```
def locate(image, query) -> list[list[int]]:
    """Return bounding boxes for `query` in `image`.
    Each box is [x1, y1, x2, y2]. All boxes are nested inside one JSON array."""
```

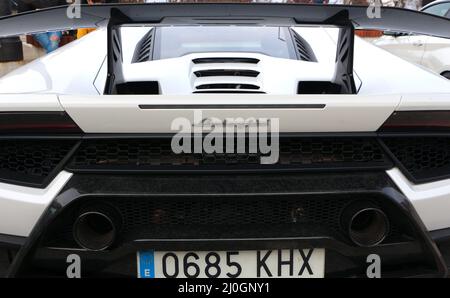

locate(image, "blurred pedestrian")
[[17, 0, 66, 53]]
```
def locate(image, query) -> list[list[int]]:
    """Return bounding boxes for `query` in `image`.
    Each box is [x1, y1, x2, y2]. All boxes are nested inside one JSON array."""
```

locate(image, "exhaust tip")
[[342, 203, 390, 247], [73, 207, 120, 251]]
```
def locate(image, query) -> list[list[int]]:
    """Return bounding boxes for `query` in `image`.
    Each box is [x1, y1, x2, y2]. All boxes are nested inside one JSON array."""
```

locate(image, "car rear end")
[[1, 3, 450, 278]]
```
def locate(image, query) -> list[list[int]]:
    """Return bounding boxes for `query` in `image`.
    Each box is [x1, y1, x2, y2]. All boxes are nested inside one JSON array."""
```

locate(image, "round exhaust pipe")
[[341, 202, 389, 247], [73, 204, 122, 251]]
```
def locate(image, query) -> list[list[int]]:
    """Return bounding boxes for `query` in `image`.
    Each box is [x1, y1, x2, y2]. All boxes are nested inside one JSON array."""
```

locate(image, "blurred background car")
[[374, 0, 450, 79]]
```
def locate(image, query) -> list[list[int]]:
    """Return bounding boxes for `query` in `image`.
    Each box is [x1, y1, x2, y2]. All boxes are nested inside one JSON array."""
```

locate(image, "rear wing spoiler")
[[1, 4, 449, 38], [1, 3, 449, 95]]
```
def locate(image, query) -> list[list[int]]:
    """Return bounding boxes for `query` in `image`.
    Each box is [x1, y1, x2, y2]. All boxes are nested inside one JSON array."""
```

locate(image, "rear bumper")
[[388, 168, 450, 231], [1, 171, 448, 278], [0, 171, 72, 237], [3, 167, 450, 240], [1, 134, 450, 277]]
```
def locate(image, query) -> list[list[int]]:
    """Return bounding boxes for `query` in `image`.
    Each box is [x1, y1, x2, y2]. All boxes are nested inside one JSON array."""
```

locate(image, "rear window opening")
[[153, 26, 297, 60]]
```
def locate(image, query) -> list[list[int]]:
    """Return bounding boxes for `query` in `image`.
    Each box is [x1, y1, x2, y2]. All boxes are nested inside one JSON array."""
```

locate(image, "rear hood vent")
[[195, 83, 261, 92], [291, 30, 317, 62], [133, 29, 154, 63], [193, 57, 260, 64], [191, 56, 263, 93], [194, 69, 259, 77]]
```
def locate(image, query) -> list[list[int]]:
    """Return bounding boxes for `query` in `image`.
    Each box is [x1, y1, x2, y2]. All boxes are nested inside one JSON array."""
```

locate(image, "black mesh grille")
[[278, 138, 386, 165], [0, 140, 76, 186], [382, 137, 450, 182], [66, 138, 391, 172], [114, 196, 354, 241], [44, 194, 411, 248], [117, 196, 343, 227]]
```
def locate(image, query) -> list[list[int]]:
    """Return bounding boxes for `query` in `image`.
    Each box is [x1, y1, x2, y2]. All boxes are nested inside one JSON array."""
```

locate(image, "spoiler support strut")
[[327, 10, 357, 94], [104, 8, 131, 95]]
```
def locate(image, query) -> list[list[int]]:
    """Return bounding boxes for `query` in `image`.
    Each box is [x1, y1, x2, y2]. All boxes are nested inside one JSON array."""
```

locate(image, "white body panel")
[[372, 35, 427, 66], [0, 171, 72, 237], [0, 29, 107, 95], [397, 93, 450, 110], [59, 94, 399, 133], [0, 94, 63, 111], [388, 168, 450, 231]]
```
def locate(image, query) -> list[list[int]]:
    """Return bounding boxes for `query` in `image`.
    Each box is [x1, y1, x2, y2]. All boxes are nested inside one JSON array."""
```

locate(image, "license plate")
[[137, 249, 325, 278]]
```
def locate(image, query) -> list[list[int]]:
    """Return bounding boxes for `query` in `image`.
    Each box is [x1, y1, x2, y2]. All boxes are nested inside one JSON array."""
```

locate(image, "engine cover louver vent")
[[194, 69, 259, 78], [192, 57, 260, 64], [133, 29, 154, 63], [195, 83, 261, 91], [191, 56, 263, 93], [291, 30, 317, 62]]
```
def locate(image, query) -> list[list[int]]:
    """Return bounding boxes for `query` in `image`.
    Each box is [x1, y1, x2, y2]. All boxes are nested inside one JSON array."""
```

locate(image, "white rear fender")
[[0, 94, 63, 111], [0, 171, 72, 237]]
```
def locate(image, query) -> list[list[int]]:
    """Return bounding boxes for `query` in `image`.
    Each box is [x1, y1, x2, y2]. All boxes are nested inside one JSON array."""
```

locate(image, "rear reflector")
[[379, 111, 450, 132], [0, 112, 82, 134]]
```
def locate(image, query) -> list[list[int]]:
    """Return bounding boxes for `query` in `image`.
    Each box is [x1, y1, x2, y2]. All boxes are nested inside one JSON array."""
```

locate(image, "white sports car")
[[374, 0, 450, 79], [0, 3, 450, 278]]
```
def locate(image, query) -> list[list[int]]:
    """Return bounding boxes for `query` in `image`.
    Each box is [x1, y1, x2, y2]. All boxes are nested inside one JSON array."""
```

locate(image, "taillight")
[[0, 112, 82, 133], [379, 111, 450, 132]]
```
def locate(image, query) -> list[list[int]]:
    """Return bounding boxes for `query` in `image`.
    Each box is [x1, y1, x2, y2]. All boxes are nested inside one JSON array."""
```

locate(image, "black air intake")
[[0, 140, 77, 187], [382, 137, 450, 183], [116, 81, 159, 95]]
